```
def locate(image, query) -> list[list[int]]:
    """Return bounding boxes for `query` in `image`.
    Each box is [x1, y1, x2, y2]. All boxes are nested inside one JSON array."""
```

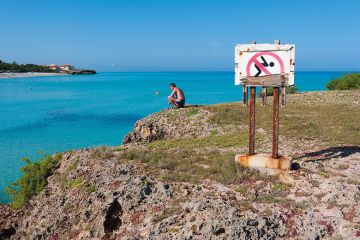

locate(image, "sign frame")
[[235, 43, 295, 87], [234, 41, 294, 170]]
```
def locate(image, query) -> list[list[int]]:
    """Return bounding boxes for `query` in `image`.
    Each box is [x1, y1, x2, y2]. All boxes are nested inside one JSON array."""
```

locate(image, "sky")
[[0, 0, 359, 71]]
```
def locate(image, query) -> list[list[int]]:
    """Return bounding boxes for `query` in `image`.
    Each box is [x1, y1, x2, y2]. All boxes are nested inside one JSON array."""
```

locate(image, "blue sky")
[[1, 0, 359, 71]]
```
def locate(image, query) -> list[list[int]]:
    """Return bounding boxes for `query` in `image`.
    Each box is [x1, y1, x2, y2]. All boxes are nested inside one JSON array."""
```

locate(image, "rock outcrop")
[[1, 147, 359, 239], [1, 91, 360, 239], [68, 69, 96, 75], [123, 107, 222, 144]]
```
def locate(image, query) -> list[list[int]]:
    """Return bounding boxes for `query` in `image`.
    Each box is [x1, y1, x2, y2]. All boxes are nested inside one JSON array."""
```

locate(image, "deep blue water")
[[0, 71, 344, 203]]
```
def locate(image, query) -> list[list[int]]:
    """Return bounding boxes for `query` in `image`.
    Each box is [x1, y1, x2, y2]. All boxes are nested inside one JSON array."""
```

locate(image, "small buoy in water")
[[155, 90, 159, 95]]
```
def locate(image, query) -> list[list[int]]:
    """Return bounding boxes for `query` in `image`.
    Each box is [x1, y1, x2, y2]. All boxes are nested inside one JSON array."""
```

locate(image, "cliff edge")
[[1, 90, 360, 239]]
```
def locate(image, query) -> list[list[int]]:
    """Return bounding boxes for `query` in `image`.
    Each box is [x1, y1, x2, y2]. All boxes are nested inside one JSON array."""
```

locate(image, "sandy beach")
[[0, 72, 68, 79]]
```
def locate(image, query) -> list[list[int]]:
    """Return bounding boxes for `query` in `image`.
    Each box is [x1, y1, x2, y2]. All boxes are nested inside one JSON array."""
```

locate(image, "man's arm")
[[169, 89, 176, 98]]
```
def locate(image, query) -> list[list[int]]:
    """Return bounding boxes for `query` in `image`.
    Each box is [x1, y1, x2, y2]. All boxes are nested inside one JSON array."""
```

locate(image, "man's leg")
[[176, 100, 184, 108], [168, 96, 179, 108]]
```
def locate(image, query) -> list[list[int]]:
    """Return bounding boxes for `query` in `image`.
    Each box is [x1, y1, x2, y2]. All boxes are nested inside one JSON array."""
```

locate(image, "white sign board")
[[235, 43, 295, 86]]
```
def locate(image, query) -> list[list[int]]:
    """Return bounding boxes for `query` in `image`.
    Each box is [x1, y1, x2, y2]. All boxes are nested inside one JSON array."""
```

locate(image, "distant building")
[[49, 64, 59, 70], [60, 64, 74, 71]]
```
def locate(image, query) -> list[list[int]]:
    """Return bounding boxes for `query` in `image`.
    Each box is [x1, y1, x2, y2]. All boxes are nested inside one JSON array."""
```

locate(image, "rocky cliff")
[[1, 90, 360, 239]]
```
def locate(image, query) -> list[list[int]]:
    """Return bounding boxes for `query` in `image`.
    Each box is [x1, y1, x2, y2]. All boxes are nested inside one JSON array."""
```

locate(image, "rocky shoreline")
[[0, 72, 67, 79], [1, 90, 359, 239], [0, 70, 96, 79]]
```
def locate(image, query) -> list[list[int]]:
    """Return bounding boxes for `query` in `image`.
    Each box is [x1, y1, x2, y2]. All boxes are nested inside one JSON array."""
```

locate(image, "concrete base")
[[235, 153, 292, 170]]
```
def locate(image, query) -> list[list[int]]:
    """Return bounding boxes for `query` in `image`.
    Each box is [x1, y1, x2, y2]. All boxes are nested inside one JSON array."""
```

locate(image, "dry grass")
[[205, 91, 360, 146], [90, 146, 114, 160], [147, 131, 249, 150], [117, 146, 274, 185]]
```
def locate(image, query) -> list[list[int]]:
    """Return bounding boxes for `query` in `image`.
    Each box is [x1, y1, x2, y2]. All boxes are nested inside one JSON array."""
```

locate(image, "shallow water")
[[0, 71, 344, 202]]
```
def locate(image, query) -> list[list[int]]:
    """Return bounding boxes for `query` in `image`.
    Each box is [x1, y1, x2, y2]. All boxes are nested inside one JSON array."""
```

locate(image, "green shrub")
[[6, 151, 62, 209], [258, 86, 298, 97], [66, 177, 83, 189], [326, 73, 360, 90], [86, 185, 96, 193]]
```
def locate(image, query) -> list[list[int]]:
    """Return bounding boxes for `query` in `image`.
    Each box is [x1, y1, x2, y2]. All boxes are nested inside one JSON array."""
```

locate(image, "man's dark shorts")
[[175, 99, 185, 108]]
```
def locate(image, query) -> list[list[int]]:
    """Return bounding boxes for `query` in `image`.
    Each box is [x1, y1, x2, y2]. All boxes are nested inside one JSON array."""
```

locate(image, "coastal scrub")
[[6, 151, 62, 209], [327, 73, 360, 90]]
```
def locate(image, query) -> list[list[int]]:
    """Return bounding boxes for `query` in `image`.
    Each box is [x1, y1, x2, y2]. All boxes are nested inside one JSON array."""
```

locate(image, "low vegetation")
[[185, 108, 200, 117], [118, 145, 274, 186], [90, 146, 114, 160], [6, 151, 62, 209], [327, 73, 360, 90], [258, 86, 298, 97], [0, 60, 57, 73]]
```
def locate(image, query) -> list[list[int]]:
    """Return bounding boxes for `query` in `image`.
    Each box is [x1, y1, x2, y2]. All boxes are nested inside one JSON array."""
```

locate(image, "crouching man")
[[168, 83, 186, 108]]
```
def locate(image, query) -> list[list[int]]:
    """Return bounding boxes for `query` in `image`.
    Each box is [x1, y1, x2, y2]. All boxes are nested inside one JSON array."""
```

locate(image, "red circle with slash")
[[246, 52, 284, 76]]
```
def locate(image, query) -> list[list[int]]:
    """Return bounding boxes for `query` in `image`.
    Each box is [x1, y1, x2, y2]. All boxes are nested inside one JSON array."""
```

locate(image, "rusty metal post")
[[272, 87, 280, 158], [281, 85, 286, 107], [242, 85, 248, 106], [249, 86, 256, 155], [261, 86, 267, 106]]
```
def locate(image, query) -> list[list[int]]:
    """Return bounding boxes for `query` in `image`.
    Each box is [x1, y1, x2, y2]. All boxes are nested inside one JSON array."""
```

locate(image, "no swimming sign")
[[235, 43, 295, 86]]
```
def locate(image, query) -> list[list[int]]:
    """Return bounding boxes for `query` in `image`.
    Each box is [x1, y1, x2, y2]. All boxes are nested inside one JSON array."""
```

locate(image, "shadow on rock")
[[104, 200, 123, 236], [294, 146, 360, 162]]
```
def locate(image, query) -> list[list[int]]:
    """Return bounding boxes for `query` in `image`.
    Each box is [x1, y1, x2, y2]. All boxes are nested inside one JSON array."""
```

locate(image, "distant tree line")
[[0, 60, 58, 73]]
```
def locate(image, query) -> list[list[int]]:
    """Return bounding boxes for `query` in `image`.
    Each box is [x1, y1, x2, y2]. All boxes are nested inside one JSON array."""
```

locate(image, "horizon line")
[[95, 70, 360, 73]]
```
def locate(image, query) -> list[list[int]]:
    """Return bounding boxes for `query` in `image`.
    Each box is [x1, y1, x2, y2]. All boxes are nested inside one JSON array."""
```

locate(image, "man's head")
[[169, 83, 176, 90]]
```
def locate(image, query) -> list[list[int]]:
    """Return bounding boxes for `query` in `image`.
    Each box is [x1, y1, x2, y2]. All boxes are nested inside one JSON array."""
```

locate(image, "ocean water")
[[0, 71, 344, 203]]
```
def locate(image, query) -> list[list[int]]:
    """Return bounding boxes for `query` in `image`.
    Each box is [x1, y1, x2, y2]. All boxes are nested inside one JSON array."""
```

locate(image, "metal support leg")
[[262, 86, 267, 106], [281, 85, 286, 107], [249, 87, 256, 155], [242, 85, 248, 106], [272, 87, 280, 158]]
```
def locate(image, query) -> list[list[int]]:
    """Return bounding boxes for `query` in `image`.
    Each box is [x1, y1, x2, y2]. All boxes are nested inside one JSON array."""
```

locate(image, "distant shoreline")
[[0, 72, 68, 79]]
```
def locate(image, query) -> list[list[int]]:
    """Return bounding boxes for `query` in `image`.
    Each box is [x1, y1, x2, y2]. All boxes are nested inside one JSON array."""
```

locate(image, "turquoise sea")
[[0, 71, 344, 203]]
